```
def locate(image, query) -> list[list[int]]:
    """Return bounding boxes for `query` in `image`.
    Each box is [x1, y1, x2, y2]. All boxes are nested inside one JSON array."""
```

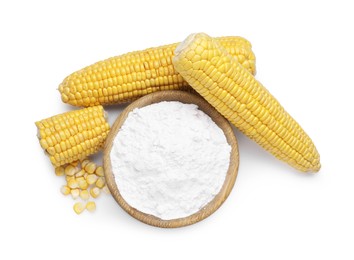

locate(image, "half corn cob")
[[35, 106, 110, 167], [173, 33, 320, 172], [59, 36, 256, 107]]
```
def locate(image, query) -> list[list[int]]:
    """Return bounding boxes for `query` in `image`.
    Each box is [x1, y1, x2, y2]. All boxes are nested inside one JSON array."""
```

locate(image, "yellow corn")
[[84, 162, 97, 174], [80, 190, 90, 200], [173, 33, 320, 172], [75, 169, 85, 178], [71, 189, 80, 199], [67, 178, 79, 189], [60, 185, 71, 196], [73, 202, 85, 214], [90, 187, 100, 198], [86, 201, 96, 212], [95, 177, 105, 189], [35, 106, 110, 167], [86, 174, 98, 185], [95, 166, 104, 177], [55, 166, 65, 176], [81, 159, 90, 168], [59, 36, 256, 107], [78, 179, 89, 190], [64, 165, 78, 176]]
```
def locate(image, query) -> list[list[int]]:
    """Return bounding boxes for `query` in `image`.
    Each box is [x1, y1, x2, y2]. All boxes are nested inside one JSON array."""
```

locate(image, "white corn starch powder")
[[110, 101, 231, 220]]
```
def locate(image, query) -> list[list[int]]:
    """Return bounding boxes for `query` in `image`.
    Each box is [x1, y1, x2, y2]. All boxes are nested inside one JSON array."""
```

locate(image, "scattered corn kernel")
[[66, 175, 75, 182], [95, 177, 105, 188], [90, 187, 100, 198], [60, 185, 71, 195], [103, 185, 110, 194], [71, 189, 80, 199], [86, 174, 98, 185], [75, 169, 85, 178], [67, 178, 79, 189], [73, 202, 85, 214], [85, 162, 97, 174], [65, 165, 78, 176], [55, 166, 65, 176], [80, 190, 90, 200], [83, 172, 88, 179], [86, 201, 96, 212], [95, 166, 105, 177], [81, 159, 90, 168], [78, 179, 88, 190]]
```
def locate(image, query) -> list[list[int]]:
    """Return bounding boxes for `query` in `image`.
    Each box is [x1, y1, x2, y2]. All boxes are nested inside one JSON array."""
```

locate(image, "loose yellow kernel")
[[90, 187, 100, 198], [102, 185, 111, 194], [67, 178, 79, 189], [86, 174, 98, 185], [75, 169, 85, 178], [80, 190, 90, 200], [95, 177, 105, 188], [81, 159, 90, 168], [85, 162, 97, 174], [86, 201, 96, 212], [65, 165, 78, 176], [66, 175, 75, 182], [55, 166, 65, 176], [73, 202, 85, 214], [60, 185, 71, 195], [78, 179, 88, 190], [71, 189, 80, 199], [95, 166, 105, 177]]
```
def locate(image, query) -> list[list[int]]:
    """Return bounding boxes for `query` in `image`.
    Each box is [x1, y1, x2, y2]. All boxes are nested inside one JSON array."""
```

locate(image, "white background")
[[1, 0, 353, 259]]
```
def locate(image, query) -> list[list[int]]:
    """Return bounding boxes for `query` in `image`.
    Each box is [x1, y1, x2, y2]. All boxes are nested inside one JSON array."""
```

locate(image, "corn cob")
[[35, 106, 110, 167], [59, 36, 256, 107], [173, 33, 320, 172]]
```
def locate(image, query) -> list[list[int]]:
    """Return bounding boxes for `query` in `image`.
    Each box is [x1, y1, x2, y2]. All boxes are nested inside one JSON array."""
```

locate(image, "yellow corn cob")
[[35, 106, 110, 167], [59, 36, 256, 107], [173, 33, 320, 172]]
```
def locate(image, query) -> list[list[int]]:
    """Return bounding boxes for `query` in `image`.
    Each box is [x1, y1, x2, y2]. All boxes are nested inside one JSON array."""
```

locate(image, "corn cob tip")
[[173, 32, 320, 173], [175, 33, 198, 56]]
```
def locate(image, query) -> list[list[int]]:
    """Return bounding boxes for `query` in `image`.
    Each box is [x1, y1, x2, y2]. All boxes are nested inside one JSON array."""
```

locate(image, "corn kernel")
[[85, 162, 97, 174], [95, 177, 105, 188], [80, 190, 90, 200], [86, 201, 96, 212], [60, 185, 71, 195], [73, 202, 85, 214], [90, 187, 100, 198], [55, 166, 65, 176], [67, 178, 79, 189], [75, 169, 85, 178], [65, 165, 78, 176], [81, 159, 90, 168], [66, 175, 75, 182], [71, 189, 80, 199], [78, 179, 88, 190], [86, 174, 98, 185], [103, 185, 111, 194], [95, 166, 105, 177]]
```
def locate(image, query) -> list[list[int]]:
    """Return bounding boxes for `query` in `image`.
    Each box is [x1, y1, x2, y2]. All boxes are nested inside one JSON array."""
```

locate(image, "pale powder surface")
[[110, 101, 231, 220]]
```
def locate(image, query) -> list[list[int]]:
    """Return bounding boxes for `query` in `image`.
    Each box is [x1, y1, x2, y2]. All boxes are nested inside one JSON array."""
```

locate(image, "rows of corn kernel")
[[55, 159, 110, 214]]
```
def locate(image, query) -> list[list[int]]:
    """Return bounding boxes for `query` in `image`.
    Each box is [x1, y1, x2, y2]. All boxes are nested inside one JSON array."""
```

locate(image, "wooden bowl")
[[103, 90, 239, 228]]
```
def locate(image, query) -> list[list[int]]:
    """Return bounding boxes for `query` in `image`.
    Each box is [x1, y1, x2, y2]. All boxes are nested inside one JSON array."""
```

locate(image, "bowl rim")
[[103, 90, 239, 228]]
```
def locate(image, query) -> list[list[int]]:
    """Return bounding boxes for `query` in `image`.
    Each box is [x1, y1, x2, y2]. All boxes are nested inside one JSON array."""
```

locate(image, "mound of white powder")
[[110, 101, 231, 220]]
